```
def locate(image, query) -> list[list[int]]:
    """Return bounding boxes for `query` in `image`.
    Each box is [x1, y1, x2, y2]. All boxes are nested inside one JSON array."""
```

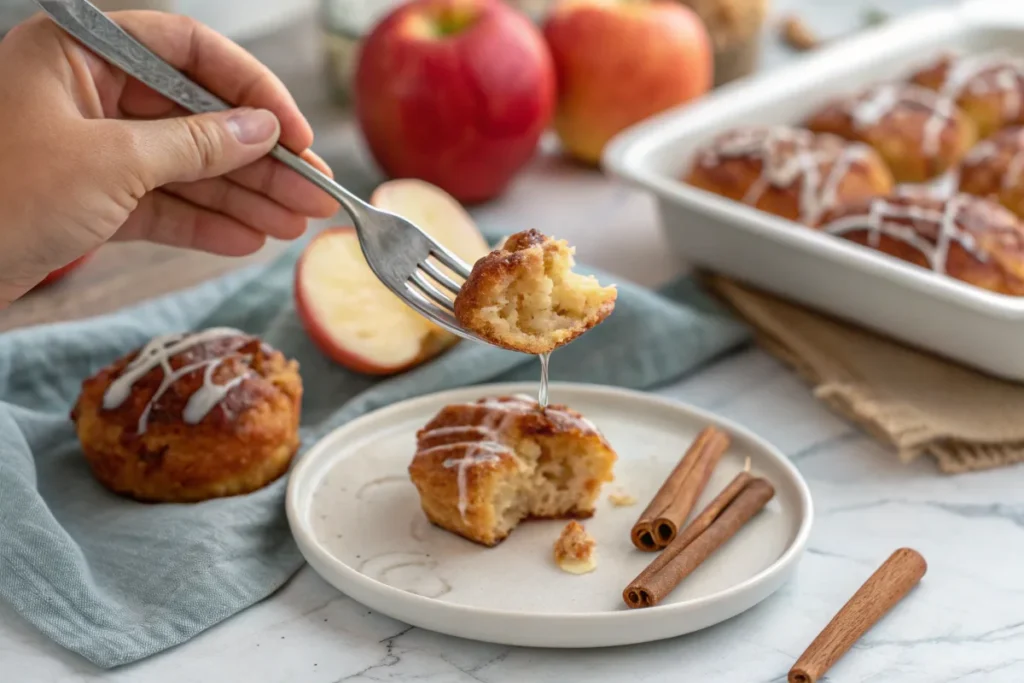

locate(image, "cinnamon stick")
[[623, 477, 775, 608], [632, 469, 755, 583], [788, 548, 927, 683], [630, 426, 730, 551]]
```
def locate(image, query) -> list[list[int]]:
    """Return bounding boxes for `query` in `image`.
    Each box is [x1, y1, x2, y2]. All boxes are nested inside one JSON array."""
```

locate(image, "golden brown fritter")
[[958, 126, 1024, 220], [817, 192, 1024, 295], [804, 83, 977, 183], [683, 125, 894, 226], [408, 395, 616, 547], [453, 230, 616, 354], [909, 51, 1024, 140], [71, 328, 302, 503]]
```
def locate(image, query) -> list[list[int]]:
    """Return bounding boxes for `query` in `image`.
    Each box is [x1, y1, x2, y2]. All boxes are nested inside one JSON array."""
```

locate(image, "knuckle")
[[179, 117, 224, 173]]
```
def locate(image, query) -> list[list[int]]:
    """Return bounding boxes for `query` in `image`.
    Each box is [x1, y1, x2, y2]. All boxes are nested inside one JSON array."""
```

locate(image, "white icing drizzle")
[[823, 194, 988, 274], [940, 51, 1024, 122], [849, 84, 957, 161], [181, 361, 249, 426], [701, 126, 873, 225], [102, 327, 254, 433], [441, 443, 511, 521], [419, 425, 497, 439]]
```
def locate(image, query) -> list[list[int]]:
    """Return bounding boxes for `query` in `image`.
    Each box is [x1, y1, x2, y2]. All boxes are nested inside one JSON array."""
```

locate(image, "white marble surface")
[[5, 0, 1024, 681]]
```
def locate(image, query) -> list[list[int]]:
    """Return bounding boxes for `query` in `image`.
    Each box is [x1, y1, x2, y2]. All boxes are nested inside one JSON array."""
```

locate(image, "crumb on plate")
[[553, 521, 596, 575]]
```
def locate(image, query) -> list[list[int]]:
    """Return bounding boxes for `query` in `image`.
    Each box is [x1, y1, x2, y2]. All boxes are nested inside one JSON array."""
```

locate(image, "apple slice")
[[295, 179, 492, 375]]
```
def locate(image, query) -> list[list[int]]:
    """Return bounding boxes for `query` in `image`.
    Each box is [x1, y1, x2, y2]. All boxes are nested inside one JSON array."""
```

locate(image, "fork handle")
[[35, 0, 367, 218]]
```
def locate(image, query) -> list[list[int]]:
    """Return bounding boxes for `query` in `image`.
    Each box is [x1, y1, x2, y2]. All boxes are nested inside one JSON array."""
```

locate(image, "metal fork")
[[36, 0, 484, 343]]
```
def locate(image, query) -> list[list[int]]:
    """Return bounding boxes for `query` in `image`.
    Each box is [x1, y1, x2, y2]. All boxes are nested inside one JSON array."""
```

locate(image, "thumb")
[[124, 108, 281, 189]]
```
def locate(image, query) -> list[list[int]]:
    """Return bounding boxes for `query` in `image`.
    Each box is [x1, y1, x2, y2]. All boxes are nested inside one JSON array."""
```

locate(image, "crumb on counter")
[[780, 14, 820, 51], [553, 521, 596, 575], [607, 488, 637, 507]]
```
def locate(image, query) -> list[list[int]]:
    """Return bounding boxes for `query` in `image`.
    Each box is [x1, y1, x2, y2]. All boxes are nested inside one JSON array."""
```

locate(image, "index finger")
[[108, 10, 314, 152]]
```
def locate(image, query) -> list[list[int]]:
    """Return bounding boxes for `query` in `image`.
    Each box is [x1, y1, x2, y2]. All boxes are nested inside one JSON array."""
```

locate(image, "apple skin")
[[34, 252, 92, 289], [294, 227, 457, 376], [543, 0, 713, 165], [354, 0, 556, 204]]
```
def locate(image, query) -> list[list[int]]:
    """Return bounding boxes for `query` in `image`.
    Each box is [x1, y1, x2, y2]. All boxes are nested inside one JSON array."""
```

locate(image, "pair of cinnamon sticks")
[[623, 426, 775, 608]]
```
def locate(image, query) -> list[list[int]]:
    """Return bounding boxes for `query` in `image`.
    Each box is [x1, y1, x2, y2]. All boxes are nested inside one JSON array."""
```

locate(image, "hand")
[[0, 11, 339, 307]]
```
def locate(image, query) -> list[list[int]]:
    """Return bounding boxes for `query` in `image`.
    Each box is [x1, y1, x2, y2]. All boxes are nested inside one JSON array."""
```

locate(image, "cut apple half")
[[294, 179, 492, 375]]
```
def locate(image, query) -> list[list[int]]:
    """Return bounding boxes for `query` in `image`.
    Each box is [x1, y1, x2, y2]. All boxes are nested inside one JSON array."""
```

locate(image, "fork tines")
[[405, 243, 472, 315], [409, 269, 456, 312], [418, 259, 462, 297], [429, 244, 472, 280]]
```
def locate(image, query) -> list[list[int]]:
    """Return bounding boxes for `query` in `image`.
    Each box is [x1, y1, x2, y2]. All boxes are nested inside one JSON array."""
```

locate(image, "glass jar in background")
[[506, 0, 554, 23], [676, 0, 768, 87], [320, 0, 405, 103]]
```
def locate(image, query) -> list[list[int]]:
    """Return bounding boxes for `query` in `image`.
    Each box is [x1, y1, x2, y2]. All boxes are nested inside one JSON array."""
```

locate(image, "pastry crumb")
[[780, 14, 819, 51], [553, 521, 596, 575], [607, 488, 637, 507]]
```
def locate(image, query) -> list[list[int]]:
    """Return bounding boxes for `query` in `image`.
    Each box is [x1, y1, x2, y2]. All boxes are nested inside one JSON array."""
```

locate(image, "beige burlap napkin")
[[704, 275, 1024, 474]]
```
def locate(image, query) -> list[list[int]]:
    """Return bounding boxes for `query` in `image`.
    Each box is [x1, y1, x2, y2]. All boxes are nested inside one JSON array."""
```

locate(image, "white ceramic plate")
[[286, 382, 813, 648]]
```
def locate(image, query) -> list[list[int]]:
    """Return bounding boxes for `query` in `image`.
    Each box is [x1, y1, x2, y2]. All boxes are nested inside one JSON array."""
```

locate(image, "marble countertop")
[[4, 0, 1024, 681]]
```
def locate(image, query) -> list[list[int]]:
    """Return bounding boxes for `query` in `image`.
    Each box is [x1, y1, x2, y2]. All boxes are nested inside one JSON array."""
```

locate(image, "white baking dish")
[[603, 0, 1024, 382]]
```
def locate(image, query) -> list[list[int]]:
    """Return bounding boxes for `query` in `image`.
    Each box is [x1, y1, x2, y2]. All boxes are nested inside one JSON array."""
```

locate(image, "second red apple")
[[355, 0, 556, 204], [544, 0, 713, 165]]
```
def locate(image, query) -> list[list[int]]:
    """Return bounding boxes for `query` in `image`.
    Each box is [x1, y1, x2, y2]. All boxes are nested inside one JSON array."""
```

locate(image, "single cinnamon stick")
[[623, 477, 775, 608], [630, 426, 730, 551], [788, 548, 927, 683]]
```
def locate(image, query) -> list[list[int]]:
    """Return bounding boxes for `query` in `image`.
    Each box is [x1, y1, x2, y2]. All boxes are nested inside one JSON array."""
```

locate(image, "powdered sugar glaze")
[[103, 327, 258, 433]]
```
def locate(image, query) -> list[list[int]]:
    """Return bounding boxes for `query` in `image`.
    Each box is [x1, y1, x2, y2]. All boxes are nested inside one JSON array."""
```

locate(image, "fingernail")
[[226, 108, 279, 145]]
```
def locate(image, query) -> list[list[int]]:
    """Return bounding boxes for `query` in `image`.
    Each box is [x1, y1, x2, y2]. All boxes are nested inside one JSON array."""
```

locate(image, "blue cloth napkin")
[[0, 232, 749, 669]]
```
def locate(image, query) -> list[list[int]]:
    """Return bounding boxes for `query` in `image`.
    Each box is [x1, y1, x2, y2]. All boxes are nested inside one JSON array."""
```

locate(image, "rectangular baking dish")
[[603, 0, 1024, 382]]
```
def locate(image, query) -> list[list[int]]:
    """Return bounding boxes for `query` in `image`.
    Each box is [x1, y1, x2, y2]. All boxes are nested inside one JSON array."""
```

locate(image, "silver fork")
[[36, 0, 485, 343]]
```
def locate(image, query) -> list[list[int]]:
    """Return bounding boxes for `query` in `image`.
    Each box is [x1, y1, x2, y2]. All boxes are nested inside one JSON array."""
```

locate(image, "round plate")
[[286, 382, 813, 648]]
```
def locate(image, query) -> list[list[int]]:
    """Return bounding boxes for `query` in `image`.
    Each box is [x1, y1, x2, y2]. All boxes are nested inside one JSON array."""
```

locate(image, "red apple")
[[543, 0, 712, 165], [34, 252, 92, 289], [354, 0, 556, 204], [295, 179, 492, 375]]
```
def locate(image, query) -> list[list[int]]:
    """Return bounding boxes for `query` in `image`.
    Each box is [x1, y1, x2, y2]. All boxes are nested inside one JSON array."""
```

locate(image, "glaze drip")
[[538, 352, 551, 408], [103, 327, 255, 433]]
